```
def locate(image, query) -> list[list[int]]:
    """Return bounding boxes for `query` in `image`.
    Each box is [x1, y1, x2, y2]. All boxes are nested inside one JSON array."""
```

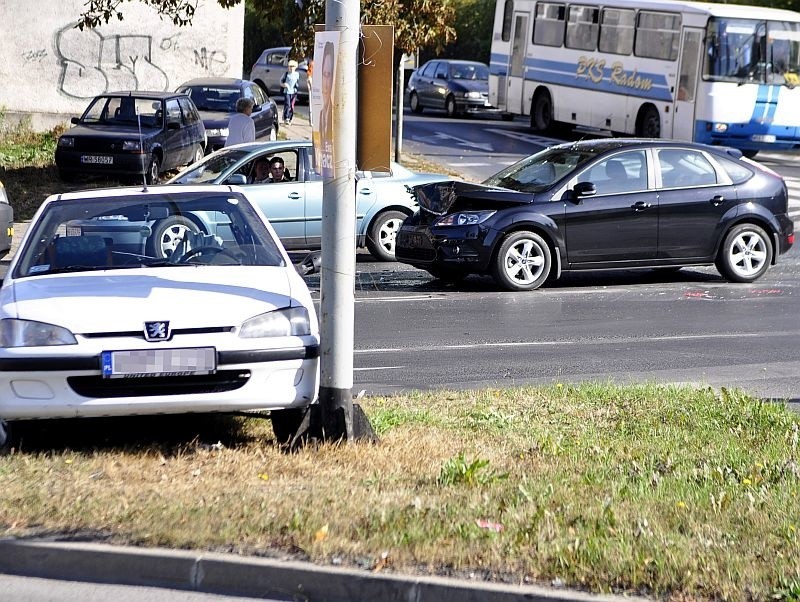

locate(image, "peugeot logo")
[[144, 321, 170, 342]]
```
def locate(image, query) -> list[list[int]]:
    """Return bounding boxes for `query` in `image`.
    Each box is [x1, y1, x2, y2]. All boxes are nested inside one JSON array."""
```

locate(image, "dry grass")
[[2, 383, 800, 600]]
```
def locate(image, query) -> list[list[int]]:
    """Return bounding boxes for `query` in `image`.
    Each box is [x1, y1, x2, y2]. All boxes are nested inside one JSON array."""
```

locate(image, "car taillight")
[[789, 233, 795, 245]]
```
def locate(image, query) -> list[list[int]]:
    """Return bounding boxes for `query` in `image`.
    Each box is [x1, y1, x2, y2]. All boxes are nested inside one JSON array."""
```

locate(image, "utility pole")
[[318, 0, 359, 440]]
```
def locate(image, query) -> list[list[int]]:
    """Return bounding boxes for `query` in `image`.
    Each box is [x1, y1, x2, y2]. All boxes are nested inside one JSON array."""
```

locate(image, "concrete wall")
[[0, 0, 244, 131]]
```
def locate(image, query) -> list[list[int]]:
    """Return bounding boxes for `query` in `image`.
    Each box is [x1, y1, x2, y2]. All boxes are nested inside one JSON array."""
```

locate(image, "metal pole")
[[319, 0, 359, 440], [394, 56, 404, 163]]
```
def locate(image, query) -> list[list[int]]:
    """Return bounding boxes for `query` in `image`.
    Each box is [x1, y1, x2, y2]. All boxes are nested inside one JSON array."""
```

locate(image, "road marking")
[[354, 366, 406, 371], [485, 128, 560, 147], [354, 331, 785, 354]]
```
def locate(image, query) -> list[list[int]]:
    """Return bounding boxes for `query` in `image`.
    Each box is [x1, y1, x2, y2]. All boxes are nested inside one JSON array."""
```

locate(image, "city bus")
[[488, 0, 800, 156]]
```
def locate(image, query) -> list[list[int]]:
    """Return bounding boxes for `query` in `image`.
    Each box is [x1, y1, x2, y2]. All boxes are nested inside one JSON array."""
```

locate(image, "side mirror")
[[296, 251, 321, 276], [573, 181, 597, 198], [167, 121, 180, 130], [227, 174, 247, 185], [71, 117, 80, 125]]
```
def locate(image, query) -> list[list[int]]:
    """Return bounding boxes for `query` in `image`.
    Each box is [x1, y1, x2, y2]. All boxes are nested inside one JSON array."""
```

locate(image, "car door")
[[563, 150, 659, 264], [238, 149, 308, 249], [248, 84, 272, 139], [417, 61, 440, 107], [178, 96, 205, 154], [162, 98, 190, 169], [654, 147, 737, 260]]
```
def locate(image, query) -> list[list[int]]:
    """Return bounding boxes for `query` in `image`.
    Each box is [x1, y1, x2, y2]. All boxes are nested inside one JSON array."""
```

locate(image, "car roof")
[[102, 91, 188, 100], [177, 77, 254, 88], [549, 137, 743, 157], [427, 59, 489, 66], [44, 184, 243, 204]]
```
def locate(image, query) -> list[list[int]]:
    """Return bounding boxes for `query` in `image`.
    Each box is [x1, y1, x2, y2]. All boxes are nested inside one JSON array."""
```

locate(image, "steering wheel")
[[175, 246, 241, 264]]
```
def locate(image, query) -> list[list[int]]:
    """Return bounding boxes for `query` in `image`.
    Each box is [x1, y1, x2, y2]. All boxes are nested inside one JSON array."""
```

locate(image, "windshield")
[[13, 191, 285, 278], [80, 96, 163, 127], [483, 147, 599, 192], [177, 85, 241, 112], [705, 17, 800, 86], [170, 149, 250, 184], [450, 63, 489, 80]]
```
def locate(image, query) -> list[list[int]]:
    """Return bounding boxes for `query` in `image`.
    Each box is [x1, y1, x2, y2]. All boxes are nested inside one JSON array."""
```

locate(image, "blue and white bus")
[[489, 0, 800, 156]]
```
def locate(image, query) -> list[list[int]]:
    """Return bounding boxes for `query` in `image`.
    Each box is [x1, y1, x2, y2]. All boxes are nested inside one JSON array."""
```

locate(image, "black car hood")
[[67, 124, 158, 138], [413, 180, 533, 215]]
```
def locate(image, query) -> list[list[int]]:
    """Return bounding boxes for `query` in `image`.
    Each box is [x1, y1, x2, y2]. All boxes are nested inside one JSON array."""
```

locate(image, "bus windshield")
[[705, 18, 800, 86]]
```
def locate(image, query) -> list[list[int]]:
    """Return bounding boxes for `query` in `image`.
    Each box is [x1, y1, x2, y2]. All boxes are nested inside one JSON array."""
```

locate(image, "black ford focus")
[[395, 139, 794, 291]]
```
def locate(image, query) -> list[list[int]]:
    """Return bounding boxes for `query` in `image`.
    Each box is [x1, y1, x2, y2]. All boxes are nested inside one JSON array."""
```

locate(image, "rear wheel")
[[188, 144, 204, 165], [715, 223, 772, 282], [491, 231, 551, 291], [410, 92, 423, 114], [366, 210, 407, 261], [530, 91, 554, 133], [635, 105, 661, 138]]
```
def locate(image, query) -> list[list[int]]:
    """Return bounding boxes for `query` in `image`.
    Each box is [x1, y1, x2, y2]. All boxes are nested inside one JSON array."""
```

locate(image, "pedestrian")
[[280, 59, 301, 125], [225, 97, 255, 147]]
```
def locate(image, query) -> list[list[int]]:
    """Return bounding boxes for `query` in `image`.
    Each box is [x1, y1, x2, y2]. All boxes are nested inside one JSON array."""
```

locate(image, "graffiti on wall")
[[54, 23, 229, 99]]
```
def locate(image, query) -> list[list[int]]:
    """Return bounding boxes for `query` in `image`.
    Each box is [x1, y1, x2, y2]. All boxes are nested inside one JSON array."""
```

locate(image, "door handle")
[[710, 195, 724, 206], [631, 201, 652, 211], [288, 192, 301, 200]]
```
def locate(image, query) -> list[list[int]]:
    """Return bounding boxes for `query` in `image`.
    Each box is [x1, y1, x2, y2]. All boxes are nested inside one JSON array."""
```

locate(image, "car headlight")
[[435, 210, 496, 226], [206, 128, 229, 137], [0, 319, 77, 347], [58, 137, 74, 148], [239, 307, 311, 338], [122, 140, 142, 151], [465, 91, 482, 99]]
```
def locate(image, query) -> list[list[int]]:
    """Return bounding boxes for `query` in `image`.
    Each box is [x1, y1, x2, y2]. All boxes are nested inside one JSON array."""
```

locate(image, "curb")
[[0, 539, 645, 602]]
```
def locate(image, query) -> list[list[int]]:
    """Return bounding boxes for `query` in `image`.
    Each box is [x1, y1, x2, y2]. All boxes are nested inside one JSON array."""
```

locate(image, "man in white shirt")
[[225, 97, 255, 147]]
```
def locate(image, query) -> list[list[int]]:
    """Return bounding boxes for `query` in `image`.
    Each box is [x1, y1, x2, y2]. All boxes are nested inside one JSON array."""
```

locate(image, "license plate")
[[101, 347, 216, 379], [81, 155, 114, 165], [750, 134, 776, 143], [402, 231, 428, 249]]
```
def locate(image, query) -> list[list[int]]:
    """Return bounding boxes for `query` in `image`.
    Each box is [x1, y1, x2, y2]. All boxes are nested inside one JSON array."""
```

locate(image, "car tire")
[[410, 92, 423, 114], [145, 155, 160, 185], [188, 144, 204, 166], [270, 407, 306, 444], [531, 91, 554, 133], [366, 210, 407, 262], [445, 95, 458, 118], [715, 223, 773, 283], [741, 149, 759, 159], [147, 216, 201, 259], [491, 230, 551, 291], [268, 123, 278, 141], [635, 105, 661, 138], [0, 419, 11, 456]]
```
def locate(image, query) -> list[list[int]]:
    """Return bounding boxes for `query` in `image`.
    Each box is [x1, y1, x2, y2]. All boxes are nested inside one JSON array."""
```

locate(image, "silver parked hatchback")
[[248, 47, 310, 100]]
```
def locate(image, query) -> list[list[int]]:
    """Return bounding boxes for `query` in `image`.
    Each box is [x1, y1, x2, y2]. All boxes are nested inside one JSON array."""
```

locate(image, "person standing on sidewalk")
[[280, 60, 300, 125], [225, 98, 255, 147]]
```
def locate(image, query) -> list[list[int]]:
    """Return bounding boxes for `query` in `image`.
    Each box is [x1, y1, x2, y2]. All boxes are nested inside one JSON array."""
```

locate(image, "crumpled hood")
[[1, 267, 295, 334], [413, 180, 534, 215]]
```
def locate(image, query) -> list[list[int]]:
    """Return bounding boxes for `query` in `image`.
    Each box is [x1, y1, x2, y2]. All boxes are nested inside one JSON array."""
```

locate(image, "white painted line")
[[354, 331, 778, 354], [354, 366, 406, 372], [446, 162, 491, 167]]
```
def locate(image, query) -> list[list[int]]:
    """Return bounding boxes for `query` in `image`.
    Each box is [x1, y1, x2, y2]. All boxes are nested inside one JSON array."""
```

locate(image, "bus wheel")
[[530, 91, 554, 133], [636, 106, 661, 138]]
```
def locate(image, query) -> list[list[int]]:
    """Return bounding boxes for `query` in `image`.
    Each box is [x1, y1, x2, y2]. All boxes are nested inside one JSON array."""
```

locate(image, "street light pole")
[[318, 0, 359, 440]]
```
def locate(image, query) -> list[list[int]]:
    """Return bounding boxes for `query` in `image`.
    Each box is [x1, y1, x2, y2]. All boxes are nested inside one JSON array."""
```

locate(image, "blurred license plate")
[[750, 134, 776, 143], [404, 231, 428, 249], [81, 155, 114, 164], [101, 347, 216, 379]]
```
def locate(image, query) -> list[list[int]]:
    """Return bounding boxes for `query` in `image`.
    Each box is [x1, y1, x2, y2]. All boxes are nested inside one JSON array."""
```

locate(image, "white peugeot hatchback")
[[0, 185, 319, 447]]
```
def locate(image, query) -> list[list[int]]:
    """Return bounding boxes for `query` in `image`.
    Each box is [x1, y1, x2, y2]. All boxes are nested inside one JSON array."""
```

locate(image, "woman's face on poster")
[[322, 53, 334, 98]]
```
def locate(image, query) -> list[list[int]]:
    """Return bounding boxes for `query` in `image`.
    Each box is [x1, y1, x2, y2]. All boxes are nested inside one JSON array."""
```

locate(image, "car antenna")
[[137, 103, 148, 192]]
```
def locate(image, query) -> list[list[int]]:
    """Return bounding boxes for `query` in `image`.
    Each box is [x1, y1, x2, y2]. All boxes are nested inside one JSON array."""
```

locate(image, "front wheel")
[[147, 216, 201, 259], [445, 95, 458, 118], [268, 123, 278, 141], [271, 407, 307, 444], [491, 231, 551, 291], [145, 155, 161, 184], [366, 210, 407, 261], [409, 92, 423, 114], [715, 223, 773, 282]]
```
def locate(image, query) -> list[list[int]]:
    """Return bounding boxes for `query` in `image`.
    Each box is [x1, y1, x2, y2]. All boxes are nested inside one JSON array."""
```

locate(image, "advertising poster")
[[311, 31, 340, 179]]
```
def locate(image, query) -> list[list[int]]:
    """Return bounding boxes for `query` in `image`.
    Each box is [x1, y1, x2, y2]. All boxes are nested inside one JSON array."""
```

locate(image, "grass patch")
[[2, 382, 799, 600]]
